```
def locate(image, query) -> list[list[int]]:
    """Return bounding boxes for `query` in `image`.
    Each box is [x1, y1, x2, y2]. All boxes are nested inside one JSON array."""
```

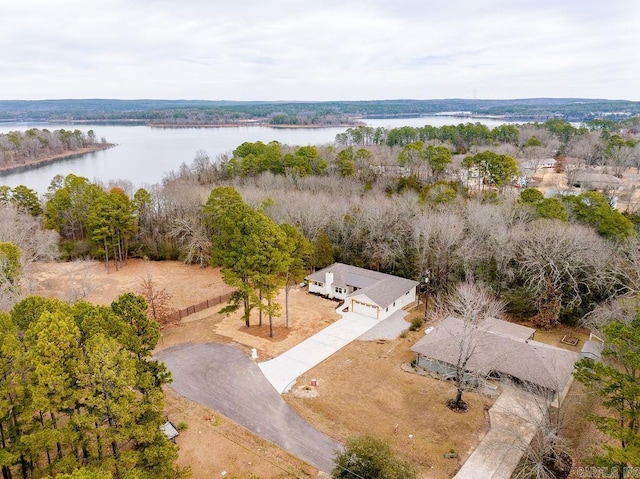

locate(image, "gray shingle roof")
[[479, 317, 536, 342], [411, 316, 580, 393], [306, 263, 418, 309], [581, 340, 604, 360]]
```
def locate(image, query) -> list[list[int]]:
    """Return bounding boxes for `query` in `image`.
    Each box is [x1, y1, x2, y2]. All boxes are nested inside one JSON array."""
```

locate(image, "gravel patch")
[[357, 310, 410, 341]]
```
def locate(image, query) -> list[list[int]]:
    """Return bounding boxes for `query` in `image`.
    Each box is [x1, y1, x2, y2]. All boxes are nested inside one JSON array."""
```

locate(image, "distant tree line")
[[2, 98, 640, 123]]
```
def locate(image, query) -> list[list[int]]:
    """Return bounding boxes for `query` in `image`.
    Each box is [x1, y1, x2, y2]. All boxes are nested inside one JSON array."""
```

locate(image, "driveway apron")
[[259, 311, 380, 393]]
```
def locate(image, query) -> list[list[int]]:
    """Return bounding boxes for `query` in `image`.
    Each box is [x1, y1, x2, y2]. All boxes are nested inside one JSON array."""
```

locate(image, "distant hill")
[[1, 98, 639, 124]]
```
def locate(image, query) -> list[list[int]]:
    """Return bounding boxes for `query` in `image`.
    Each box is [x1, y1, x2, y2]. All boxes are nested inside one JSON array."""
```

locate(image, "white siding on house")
[[308, 282, 325, 295], [347, 287, 417, 320]]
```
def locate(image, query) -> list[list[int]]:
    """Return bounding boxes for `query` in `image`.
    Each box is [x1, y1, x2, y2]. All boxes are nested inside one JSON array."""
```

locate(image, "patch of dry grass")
[[530, 325, 590, 353], [284, 330, 494, 479], [164, 388, 317, 479]]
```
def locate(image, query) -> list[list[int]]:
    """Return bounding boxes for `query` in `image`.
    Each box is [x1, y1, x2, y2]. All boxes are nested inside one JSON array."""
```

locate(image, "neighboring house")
[[411, 316, 580, 406], [570, 170, 622, 190], [306, 263, 418, 321], [520, 158, 557, 173]]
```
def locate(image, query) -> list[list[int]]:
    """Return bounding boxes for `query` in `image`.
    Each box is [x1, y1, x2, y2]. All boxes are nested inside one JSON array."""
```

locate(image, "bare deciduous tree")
[[439, 279, 506, 325], [0, 205, 59, 309], [436, 280, 505, 410], [412, 210, 465, 292], [580, 294, 638, 336], [61, 259, 99, 303], [514, 220, 615, 327], [567, 131, 603, 166], [137, 273, 175, 328], [0, 206, 59, 265], [169, 216, 211, 267]]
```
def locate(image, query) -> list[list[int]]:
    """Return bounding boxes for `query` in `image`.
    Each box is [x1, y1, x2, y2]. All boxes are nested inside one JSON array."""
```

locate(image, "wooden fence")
[[167, 291, 234, 322]]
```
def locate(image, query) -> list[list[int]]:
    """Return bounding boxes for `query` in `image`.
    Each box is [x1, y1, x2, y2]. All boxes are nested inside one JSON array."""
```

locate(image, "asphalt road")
[[155, 342, 342, 473]]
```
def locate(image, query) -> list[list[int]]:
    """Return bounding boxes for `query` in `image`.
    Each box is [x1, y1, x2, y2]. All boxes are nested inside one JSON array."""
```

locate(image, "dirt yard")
[[30, 260, 494, 479], [27, 258, 236, 308]]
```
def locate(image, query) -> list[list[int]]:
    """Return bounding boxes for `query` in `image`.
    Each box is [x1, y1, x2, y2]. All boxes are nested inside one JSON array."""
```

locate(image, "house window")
[[335, 287, 344, 294], [393, 302, 396, 307], [314, 281, 323, 287]]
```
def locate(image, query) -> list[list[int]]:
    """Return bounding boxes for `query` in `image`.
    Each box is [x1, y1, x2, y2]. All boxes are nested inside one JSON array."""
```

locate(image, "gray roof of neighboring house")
[[581, 340, 604, 360], [572, 170, 622, 187], [306, 263, 419, 309], [479, 317, 536, 342], [411, 316, 580, 393], [520, 158, 557, 170]]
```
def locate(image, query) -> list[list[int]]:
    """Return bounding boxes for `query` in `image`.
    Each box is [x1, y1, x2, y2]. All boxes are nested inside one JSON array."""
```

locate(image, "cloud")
[[0, 0, 638, 100]]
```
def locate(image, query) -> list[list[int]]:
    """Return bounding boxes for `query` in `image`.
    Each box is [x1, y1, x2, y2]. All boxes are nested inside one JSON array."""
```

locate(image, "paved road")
[[155, 343, 341, 473]]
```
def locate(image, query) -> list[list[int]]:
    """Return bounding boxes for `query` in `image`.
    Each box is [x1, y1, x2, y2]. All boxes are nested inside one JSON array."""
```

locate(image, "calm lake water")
[[0, 116, 512, 195]]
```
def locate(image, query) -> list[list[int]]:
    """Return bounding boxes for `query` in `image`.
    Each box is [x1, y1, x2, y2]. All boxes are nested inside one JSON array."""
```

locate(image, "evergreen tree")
[[280, 223, 312, 328], [574, 315, 640, 475], [333, 435, 416, 479]]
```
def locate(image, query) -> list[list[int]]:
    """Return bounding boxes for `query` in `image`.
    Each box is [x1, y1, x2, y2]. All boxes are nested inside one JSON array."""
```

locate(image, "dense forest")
[[2, 98, 640, 125], [0, 294, 184, 479], [1, 116, 640, 476]]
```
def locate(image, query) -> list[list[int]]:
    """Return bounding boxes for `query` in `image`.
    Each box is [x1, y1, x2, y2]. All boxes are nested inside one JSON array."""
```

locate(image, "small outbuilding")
[[160, 421, 179, 443], [580, 340, 604, 361]]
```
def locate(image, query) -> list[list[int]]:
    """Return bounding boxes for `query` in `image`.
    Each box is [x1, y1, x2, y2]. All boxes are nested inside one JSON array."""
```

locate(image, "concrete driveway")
[[453, 388, 543, 479], [155, 342, 341, 473], [259, 311, 406, 393]]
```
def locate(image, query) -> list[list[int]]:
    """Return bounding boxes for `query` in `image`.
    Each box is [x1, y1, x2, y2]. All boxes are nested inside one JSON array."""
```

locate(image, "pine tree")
[[574, 315, 640, 475]]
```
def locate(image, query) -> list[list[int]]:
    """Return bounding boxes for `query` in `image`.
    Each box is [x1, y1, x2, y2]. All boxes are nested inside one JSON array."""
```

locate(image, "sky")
[[1, 0, 639, 101]]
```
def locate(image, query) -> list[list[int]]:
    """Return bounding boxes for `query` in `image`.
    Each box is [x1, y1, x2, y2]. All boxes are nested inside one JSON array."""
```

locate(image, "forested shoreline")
[[0, 129, 113, 173], [3, 98, 640, 125]]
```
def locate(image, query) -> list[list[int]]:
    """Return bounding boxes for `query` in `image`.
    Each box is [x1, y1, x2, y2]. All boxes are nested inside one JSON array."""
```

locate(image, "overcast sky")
[[2, 0, 638, 101]]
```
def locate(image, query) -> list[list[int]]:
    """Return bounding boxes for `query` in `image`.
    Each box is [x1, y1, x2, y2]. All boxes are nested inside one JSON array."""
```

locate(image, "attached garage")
[[351, 298, 379, 319]]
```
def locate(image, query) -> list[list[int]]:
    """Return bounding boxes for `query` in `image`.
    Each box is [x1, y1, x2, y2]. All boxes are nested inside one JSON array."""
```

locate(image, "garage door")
[[352, 299, 378, 318]]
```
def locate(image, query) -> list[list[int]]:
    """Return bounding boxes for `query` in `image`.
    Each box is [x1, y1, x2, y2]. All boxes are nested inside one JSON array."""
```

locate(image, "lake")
[[0, 116, 513, 195]]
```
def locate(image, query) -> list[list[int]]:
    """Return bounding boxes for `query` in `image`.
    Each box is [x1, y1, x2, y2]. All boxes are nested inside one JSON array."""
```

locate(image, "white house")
[[306, 263, 418, 321]]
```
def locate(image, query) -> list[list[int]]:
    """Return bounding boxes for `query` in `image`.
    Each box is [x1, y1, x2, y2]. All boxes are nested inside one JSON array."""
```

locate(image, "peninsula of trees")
[[0, 128, 113, 173]]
